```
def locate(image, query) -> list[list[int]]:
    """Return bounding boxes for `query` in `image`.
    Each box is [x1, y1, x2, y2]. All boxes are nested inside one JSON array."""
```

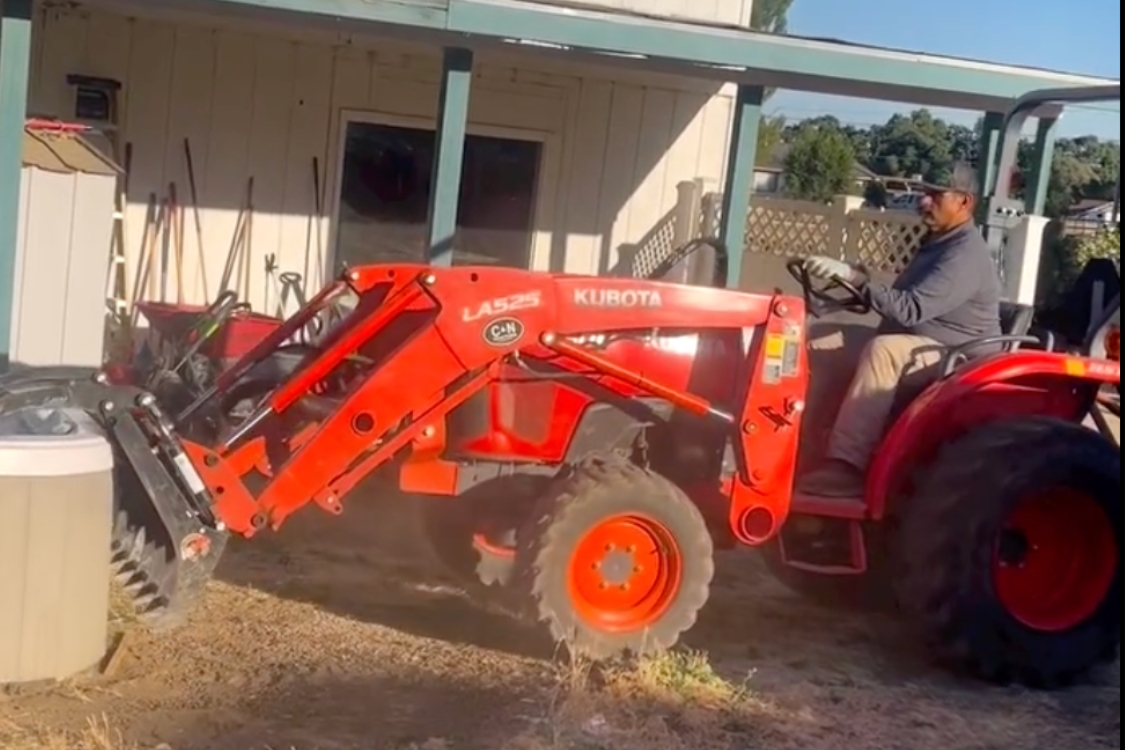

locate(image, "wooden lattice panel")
[[699, 194, 721, 238], [745, 202, 833, 259], [848, 211, 928, 273], [629, 212, 679, 278]]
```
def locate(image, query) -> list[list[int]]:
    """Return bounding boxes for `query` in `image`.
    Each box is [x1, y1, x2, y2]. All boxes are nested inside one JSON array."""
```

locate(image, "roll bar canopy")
[[983, 84, 1120, 249], [991, 85, 1120, 203]]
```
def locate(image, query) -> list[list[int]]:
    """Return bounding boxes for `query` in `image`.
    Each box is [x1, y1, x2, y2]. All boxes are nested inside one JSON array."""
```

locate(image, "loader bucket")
[[0, 369, 228, 626]]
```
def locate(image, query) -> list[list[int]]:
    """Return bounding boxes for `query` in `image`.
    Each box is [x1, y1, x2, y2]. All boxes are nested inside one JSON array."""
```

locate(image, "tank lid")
[[0, 407, 113, 477]]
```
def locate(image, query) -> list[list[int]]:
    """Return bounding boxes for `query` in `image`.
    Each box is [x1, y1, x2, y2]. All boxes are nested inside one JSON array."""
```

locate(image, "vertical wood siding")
[[28, 3, 734, 311]]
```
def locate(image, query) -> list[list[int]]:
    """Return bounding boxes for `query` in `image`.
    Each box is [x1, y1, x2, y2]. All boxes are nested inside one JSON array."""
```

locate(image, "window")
[[333, 121, 542, 271]]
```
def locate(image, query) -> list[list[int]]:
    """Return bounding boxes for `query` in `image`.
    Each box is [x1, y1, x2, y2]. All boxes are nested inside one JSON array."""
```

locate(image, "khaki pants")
[[807, 324, 943, 472]]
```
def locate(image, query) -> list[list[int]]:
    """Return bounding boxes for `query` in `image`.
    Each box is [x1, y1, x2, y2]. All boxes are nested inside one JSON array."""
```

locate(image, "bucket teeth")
[[109, 518, 170, 620]]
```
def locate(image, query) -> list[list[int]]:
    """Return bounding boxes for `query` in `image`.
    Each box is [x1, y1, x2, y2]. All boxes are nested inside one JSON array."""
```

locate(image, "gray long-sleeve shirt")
[[864, 222, 1002, 347]]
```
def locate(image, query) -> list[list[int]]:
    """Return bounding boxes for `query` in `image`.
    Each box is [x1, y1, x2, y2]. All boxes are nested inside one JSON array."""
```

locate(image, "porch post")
[[0, 0, 33, 371], [974, 111, 1005, 224], [425, 47, 473, 267], [718, 84, 764, 288], [1024, 116, 1058, 216]]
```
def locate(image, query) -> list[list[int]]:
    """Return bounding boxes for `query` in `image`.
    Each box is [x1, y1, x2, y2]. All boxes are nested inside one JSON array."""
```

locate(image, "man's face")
[[918, 189, 975, 232]]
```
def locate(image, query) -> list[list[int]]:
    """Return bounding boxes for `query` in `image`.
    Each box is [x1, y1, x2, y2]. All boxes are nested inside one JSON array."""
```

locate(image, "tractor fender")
[[866, 349, 1120, 521]]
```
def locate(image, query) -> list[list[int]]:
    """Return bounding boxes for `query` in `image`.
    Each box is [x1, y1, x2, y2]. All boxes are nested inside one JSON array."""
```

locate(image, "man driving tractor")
[[799, 162, 1003, 497]]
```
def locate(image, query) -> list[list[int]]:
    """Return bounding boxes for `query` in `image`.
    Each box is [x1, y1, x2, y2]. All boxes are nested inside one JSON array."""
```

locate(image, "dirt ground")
[[1, 471, 1120, 750]]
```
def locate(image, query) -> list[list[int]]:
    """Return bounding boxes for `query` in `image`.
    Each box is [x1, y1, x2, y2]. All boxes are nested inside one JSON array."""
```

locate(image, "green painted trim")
[[425, 47, 473, 266], [719, 85, 764, 289], [1025, 117, 1058, 216], [0, 0, 33, 370], [211, 0, 449, 28], [203, 0, 1118, 109], [975, 111, 1005, 224], [445, 0, 1119, 107]]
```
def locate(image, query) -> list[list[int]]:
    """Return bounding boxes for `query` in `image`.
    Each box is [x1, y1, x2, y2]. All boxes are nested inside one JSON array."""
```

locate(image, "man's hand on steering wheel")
[[804, 255, 867, 287], [786, 255, 872, 317]]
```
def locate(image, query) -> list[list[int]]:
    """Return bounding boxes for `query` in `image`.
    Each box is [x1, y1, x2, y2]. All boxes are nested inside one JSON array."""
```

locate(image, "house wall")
[[519, 0, 755, 27], [26, 2, 735, 314]]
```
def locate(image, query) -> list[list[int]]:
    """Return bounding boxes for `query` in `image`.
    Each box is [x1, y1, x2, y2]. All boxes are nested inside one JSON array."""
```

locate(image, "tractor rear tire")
[[514, 456, 713, 659], [894, 416, 1121, 688]]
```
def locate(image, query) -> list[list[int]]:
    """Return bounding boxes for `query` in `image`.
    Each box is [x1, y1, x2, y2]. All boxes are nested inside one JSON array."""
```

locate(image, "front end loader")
[[1, 264, 809, 653]]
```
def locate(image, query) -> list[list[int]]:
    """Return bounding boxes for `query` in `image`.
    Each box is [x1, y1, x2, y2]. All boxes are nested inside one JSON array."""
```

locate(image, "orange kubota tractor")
[[0, 87, 1118, 691]]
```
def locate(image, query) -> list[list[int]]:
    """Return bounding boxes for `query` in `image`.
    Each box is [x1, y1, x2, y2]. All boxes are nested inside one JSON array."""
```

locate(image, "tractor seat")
[[883, 300, 1037, 429], [999, 300, 1034, 338]]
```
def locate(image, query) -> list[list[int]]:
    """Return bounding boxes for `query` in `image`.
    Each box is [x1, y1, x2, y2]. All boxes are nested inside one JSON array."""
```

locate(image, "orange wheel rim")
[[566, 514, 683, 633], [993, 487, 1118, 632]]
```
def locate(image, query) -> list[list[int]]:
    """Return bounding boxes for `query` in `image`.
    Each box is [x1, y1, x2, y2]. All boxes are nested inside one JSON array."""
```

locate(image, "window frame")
[[327, 109, 560, 274]]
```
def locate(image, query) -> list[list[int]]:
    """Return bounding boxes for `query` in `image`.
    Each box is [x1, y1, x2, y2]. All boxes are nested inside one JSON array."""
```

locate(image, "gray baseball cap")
[[918, 161, 980, 195]]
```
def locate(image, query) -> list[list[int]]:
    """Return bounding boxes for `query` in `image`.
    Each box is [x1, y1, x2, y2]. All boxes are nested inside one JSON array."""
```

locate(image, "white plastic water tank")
[[0, 406, 114, 685]]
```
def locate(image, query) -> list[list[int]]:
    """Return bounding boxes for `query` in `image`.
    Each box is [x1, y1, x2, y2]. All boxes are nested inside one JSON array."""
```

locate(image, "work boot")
[[798, 459, 865, 498]]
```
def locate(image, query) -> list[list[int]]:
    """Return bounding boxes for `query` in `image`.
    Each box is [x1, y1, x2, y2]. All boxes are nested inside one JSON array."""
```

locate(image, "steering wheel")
[[786, 258, 871, 317]]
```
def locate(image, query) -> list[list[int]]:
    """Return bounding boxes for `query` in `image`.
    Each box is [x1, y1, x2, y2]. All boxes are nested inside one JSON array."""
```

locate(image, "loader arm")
[[181, 265, 809, 545]]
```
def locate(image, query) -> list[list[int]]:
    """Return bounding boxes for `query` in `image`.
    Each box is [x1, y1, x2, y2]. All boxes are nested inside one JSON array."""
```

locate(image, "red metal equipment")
[[135, 299, 280, 365], [0, 245, 1118, 687], [177, 265, 805, 546]]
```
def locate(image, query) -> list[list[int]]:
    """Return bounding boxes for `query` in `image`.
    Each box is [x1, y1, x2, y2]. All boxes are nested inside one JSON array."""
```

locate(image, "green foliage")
[[768, 107, 1119, 221], [756, 115, 786, 166], [1039, 226, 1121, 308], [783, 125, 857, 203], [1069, 225, 1121, 270], [863, 179, 889, 208], [868, 110, 956, 184], [749, 0, 795, 34], [1042, 139, 1120, 218]]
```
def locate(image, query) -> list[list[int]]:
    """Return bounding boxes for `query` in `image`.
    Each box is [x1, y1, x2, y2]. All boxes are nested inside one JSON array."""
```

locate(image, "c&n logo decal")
[[482, 317, 525, 347], [573, 288, 663, 307]]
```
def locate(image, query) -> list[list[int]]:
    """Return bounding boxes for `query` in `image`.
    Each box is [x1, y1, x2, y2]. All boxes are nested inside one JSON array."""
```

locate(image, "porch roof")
[[180, 0, 1121, 112]]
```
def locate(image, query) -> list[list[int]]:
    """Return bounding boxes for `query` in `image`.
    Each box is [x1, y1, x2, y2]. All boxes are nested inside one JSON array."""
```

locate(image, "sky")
[[766, 0, 1121, 139]]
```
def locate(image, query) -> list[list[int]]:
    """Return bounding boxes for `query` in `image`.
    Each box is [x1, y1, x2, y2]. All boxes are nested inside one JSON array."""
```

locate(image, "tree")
[[1045, 151, 1098, 217], [947, 123, 977, 164], [749, 0, 794, 34], [868, 109, 955, 184], [863, 179, 889, 208], [756, 115, 787, 166], [764, 105, 1118, 219], [783, 125, 857, 203]]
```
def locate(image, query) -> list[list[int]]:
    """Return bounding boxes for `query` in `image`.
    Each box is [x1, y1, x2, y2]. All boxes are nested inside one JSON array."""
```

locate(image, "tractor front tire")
[[515, 456, 714, 659], [421, 474, 550, 588], [894, 416, 1121, 688]]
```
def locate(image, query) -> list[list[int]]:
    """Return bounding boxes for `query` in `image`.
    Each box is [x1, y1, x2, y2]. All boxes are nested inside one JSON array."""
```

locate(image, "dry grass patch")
[[504, 649, 802, 750], [0, 714, 137, 750]]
